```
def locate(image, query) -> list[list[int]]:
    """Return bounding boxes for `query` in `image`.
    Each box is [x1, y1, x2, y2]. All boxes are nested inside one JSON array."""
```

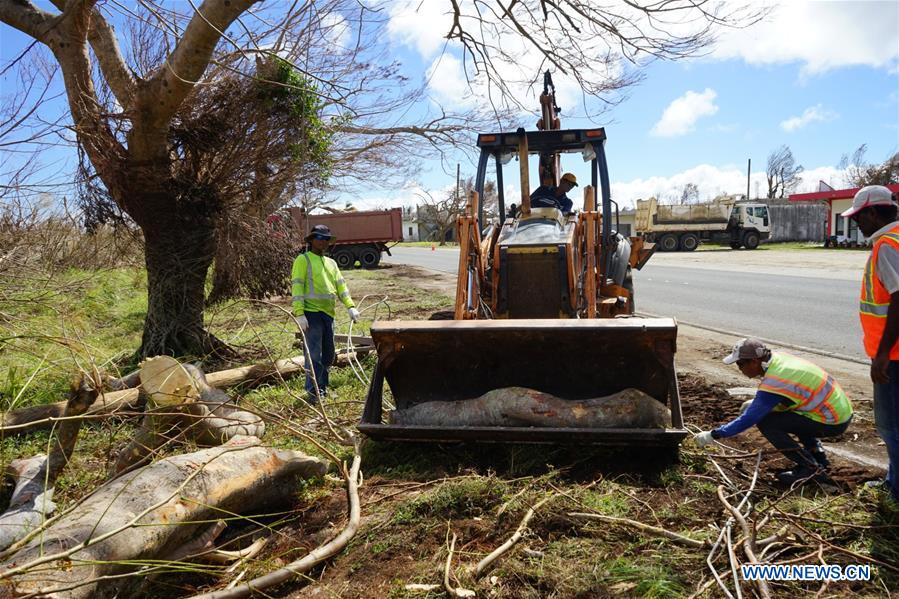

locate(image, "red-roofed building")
[[790, 183, 899, 244]]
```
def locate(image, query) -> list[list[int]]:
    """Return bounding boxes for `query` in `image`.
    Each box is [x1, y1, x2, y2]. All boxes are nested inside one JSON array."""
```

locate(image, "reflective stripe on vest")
[[859, 224, 899, 359], [758, 353, 852, 425], [294, 254, 337, 303]]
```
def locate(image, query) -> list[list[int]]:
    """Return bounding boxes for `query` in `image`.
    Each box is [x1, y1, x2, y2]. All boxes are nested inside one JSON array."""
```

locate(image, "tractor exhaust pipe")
[[517, 128, 531, 215]]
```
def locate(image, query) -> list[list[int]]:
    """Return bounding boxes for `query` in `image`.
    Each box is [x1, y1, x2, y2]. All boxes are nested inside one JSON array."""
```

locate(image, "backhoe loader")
[[359, 75, 687, 446]]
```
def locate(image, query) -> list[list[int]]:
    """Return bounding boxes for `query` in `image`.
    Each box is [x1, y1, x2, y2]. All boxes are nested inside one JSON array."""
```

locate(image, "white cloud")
[[712, 1, 899, 74], [650, 89, 718, 137], [780, 104, 838, 132], [387, 1, 451, 59], [321, 14, 351, 49]]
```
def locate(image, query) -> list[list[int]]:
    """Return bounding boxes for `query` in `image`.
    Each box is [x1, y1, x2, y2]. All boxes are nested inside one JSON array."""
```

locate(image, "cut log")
[[110, 359, 266, 476], [0, 375, 99, 551], [389, 387, 671, 428], [0, 436, 329, 599], [0, 348, 371, 438]]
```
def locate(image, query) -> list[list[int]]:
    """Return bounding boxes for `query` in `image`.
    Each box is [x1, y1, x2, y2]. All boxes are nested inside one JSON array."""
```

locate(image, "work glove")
[[694, 431, 715, 448], [297, 314, 309, 333], [348, 307, 361, 323]]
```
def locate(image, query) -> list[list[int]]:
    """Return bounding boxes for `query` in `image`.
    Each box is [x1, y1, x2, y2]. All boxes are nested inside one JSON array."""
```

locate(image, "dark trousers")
[[303, 311, 334, 400], [757, 411, 851, 470], [874, 361, 899, 501]]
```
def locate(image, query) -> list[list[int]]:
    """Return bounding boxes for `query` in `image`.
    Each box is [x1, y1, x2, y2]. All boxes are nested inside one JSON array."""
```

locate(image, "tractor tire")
[[659, 234, 679, 252], [729, 242, 741, 249], [333, 249, 355, 269], [679, 233, 699, 252], [742, 231, 760, 250], [360, 247, 381, 269]]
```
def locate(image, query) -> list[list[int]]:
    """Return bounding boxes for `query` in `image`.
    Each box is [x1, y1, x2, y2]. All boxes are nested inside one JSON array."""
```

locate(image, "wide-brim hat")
[[305, 224, 337, 242]]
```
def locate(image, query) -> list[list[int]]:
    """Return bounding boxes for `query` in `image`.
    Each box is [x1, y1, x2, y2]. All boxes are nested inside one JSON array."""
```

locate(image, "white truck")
[[634, 196, 771, 251]]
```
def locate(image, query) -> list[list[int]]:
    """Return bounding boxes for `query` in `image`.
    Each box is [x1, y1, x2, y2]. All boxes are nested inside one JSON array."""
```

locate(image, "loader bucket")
[[359, 318, 688, 445]]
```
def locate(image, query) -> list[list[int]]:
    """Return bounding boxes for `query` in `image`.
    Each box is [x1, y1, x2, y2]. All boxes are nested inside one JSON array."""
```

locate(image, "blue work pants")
[[874, 361, 899, 502], [303, 311, 334, 401]]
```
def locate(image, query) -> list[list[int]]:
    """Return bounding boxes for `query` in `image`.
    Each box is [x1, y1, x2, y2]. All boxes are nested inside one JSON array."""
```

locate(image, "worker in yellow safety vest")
[[292, 224, 360, 404], [842, 184, 899, 507], [695, 338, 853, 485]]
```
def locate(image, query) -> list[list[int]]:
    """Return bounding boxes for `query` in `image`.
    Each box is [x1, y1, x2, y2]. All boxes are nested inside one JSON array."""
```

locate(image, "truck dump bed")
[[636, 197, 735, 231], [287, 208, 403, 244]]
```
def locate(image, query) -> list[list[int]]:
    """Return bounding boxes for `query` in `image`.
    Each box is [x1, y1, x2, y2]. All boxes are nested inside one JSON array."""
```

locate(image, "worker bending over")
[[291, 224, 360, 404], [695, 338, 853, 485]]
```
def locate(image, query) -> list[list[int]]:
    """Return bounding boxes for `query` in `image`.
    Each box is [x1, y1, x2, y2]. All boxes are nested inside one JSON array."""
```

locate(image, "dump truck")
[[358, 75, 687, 446], [635, 196, 771, 251], [269, 207, 403, 268]]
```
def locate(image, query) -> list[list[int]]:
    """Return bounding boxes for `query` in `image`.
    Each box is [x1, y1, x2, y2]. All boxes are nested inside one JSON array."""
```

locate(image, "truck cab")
[[731, 203, 771, 249]]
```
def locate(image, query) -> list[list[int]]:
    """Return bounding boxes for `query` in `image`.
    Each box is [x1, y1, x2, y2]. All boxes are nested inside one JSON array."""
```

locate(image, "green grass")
[[695, 240, 826, 251]]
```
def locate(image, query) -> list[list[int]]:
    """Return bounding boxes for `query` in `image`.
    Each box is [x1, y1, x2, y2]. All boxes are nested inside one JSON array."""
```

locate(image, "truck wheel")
[[729, 242, 741, 249], [742, 231, 760, 250], [333, 249, 356, 269], [659, 234, 679, 252], [360, 247, 381, 269], [679, 234, 699, 252]]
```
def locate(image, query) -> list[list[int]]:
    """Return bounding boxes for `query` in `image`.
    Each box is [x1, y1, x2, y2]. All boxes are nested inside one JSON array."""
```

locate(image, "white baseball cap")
[[840, 185, 897, 218], [723, 338, 768, 365]]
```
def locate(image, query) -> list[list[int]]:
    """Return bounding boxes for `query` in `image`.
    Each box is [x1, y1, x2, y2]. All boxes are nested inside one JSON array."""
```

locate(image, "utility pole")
[[456, 163, 461, 203], [746, 158, 751, 201]]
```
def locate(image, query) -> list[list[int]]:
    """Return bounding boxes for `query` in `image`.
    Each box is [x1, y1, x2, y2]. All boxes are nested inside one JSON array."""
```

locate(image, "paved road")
[[384, 247, 865, 359]]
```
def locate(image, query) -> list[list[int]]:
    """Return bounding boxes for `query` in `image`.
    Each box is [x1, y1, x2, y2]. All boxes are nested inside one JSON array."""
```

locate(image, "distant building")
[[401, 206, 419, 241], [790, 183, 899, 244]]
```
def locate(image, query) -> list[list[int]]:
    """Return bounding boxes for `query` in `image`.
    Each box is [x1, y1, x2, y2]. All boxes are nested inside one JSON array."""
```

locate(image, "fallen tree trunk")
[[0, 346, 372, 437], [390, 387, 671, 428], [0, 436, 329, 598], [110, 359, 266, 476], [0, 375, 99, 551]]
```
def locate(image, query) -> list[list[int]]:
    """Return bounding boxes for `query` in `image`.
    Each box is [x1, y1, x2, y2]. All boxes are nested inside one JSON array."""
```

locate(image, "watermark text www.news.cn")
[[741, 564, 870, 582]]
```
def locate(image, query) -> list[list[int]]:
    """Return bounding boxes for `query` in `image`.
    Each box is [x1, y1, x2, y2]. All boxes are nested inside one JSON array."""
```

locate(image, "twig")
[[568, 512, 707, 548], [475, 494, 554, 578], [717, 485, 771, 599], [443, 532, 475, 598]]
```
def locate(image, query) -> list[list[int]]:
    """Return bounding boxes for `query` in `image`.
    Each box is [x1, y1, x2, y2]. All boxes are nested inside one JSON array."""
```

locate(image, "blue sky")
[[1, 0, 897, 210], [378, 0, 899, 208]]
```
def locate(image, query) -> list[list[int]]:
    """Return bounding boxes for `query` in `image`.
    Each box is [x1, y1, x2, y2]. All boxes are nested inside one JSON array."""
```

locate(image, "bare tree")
[[416, 188, 466, 245], [679, 182, 699, 205], [766, 145, 803, 199], [443, 1, 766, 113], [839, 144, 899, 187]]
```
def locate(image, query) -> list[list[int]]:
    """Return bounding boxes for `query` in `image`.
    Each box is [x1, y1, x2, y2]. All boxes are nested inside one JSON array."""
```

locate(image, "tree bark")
[[136, 191, 227, 359], [0, 437, 329, 599], [390, 387, 672, 428]]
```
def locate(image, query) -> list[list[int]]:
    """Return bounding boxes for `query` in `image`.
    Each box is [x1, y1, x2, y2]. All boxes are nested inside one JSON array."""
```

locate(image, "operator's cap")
[[305, 224, 336, 242], [722, 338, 768, 365], [840, 185, 897, 218], [561, 172, 578, 187]]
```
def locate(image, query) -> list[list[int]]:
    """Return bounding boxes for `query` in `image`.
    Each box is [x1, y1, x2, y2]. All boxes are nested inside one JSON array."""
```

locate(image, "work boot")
[[804, 440, 829, 469]]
